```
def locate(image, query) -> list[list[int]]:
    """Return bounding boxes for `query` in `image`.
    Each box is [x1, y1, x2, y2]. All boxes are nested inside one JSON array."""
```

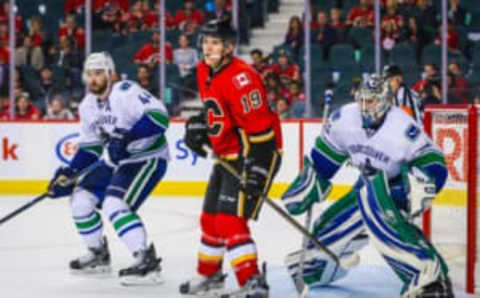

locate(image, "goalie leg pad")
[[358, 172, 450, 296], [282, 156, 332, 215]]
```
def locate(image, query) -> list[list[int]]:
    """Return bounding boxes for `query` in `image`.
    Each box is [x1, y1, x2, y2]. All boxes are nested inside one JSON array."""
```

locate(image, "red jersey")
[[58, 25, 86, 49], [133, 42, 173, 64], [197, 58, 282, 157]]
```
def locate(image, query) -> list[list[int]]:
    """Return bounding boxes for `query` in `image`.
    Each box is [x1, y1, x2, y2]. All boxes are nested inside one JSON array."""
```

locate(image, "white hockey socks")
[[71, 188, 104, 248], [103, 196, 147, 253]]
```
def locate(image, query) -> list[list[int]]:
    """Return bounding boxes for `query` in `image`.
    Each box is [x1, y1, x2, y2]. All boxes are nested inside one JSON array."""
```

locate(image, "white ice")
[[0, 196, 477, 298]]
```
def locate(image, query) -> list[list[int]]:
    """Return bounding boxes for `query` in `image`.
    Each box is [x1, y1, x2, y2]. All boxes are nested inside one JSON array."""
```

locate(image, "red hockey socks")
[[197, 212, 225, 276]]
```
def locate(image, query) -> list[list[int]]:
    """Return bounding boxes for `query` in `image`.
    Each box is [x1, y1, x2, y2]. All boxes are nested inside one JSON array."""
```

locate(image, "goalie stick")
[[0, 160, 103, 225]]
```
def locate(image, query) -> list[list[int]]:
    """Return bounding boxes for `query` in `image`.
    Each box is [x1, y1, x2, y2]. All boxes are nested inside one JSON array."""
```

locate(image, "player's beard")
[[89, 80, 109, 96]]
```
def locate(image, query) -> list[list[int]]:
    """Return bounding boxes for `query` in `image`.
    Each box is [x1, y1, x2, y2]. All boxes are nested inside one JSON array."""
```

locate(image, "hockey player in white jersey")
[[48, 52, 169, 285], [282, 75, 454, 297]]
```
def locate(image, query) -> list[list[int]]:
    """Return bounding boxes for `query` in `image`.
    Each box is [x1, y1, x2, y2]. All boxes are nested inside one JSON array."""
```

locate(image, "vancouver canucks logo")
[[406, 124, 420, 141]]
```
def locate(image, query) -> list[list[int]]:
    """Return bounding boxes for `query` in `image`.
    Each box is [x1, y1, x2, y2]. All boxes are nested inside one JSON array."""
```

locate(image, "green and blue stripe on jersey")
[[310, 135, 349, 179]]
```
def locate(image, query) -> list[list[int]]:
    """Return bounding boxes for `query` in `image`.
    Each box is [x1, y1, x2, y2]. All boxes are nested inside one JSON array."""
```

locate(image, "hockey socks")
[[71, 189, 104, 248], [198, 212, 225, 276], [103, 196, 147, 253]]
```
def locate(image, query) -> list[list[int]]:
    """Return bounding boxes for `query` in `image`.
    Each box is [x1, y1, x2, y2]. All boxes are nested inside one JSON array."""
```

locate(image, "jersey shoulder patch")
[[119, 80, 133, 91], [405, 124, 421, 141]]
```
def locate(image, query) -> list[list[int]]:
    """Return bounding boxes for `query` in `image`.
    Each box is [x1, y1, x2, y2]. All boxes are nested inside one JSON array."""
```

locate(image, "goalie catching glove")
[[184, 113, 211, 158], [405, 166, 436, 219], [281, 157, 332, 215]]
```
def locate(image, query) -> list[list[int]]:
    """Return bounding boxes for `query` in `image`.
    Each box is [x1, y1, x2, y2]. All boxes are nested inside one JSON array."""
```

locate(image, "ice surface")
[[0, 196, 477, 298]]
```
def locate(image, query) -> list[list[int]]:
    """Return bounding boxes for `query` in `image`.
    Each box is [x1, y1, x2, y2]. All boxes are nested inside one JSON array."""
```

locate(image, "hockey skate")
[[119, 243, 163, 286], [179, 271, 226, 296], [218, 264, 269, 298], [70, 237, 111, 275]]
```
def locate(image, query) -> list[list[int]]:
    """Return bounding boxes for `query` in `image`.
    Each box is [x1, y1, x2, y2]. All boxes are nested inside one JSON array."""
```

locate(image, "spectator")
[[312, 11, 338, 60], [43, 95, 74, 120], [134, 30, 173, 68], [382, 18, 399, 51], [0, 22, 8, 46], [384, 65, 423, 123], [119, 0, 149, 33], [174, 0, 205, 34], [0, 95, 9, 119], [264, 72, 287, 108], [286, 81, 306, 105], [51, 35, 83, 71], [284, 16, 304, 54], [399, 17, 429, 62], [28, 16, 45, 48], [15, 93, 41, 120], [136, 64, 158, 97], [142, 0, 176, 29], [15, 36, 45, 72], [416, 0, 438, 29], [447, 0, 467, 26], [64, 0, 85, 15], [250, 48, 271, 81], [381, 3, 403, 37], [173, 34, 198, 98], [434, 20, 460, 53], [448, 61, 470, 103], [330, 8, 346, 30], [59, 14, 86, 50], [412, 63, 438, 92], [31, 66, 65, 111], [271, 50, 301, 86], [275, 97, 290, 118], [347, 0, 374, 27], [0, 1, 22, 33], [95, 0, 130, 30], [205, 0, 232, 21]]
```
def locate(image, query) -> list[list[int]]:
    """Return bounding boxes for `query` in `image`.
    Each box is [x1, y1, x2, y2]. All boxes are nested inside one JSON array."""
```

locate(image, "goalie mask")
[[355, 74, 393, 128]]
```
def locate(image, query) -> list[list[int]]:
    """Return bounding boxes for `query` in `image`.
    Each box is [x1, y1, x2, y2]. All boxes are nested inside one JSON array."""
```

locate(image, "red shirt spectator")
[[143, 1, 175, 28], [0, 46, 9, 64], [412, 63, 438, 93], [330, 8, 346, 30], [285, 82, 306, 105], [59, 14, 86, 49], [174, 0, 205, 33], [15, 94, 41, 121], [134, 33, 173, 66], [347, 0, 374, 27], [29, 16, 44, 47], [435, 24, 460, 52], [0, 2, 22, 33], [271, 52, 300, 85]]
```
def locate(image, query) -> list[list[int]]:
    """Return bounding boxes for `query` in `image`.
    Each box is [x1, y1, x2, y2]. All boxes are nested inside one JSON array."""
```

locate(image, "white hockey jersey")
[[320, 103, 440, 180], [77, 80, 169, 164]]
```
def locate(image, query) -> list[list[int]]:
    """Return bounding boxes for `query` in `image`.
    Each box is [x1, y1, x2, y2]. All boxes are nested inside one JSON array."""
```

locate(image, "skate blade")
[[181, 288, 225, 297], [119, 269, 164, 286], [70, 265, 112, 276]]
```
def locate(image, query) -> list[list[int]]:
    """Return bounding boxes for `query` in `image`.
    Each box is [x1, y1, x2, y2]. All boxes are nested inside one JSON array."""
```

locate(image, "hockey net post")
[[423, 104, 479, 294]]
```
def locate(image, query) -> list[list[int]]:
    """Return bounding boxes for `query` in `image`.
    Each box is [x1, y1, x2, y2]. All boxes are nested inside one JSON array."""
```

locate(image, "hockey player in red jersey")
[[179, 17, 282, 298]]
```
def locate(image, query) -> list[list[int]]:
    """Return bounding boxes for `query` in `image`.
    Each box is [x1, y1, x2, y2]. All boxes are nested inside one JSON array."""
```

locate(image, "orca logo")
[[56, 133, 80, 165]]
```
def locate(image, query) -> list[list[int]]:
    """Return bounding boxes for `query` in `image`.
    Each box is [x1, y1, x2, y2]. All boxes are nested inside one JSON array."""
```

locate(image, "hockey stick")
[[0, 161, 103, 225], [297, 88, 334, 297], [212, 156, 340, 265]]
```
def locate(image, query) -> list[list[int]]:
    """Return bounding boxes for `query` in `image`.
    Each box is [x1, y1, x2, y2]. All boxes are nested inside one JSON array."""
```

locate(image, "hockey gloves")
[[405, 166, 436, 219], [107, 128, 131, 164], [243, 159, 269, 200], [184, 113, 210, 158], [48, 167, 78, 198], [282, 157, 332, 215]]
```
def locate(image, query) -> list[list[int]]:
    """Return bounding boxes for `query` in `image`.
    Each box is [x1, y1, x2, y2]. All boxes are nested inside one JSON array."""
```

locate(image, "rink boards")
[[0, 120, 468, 206]]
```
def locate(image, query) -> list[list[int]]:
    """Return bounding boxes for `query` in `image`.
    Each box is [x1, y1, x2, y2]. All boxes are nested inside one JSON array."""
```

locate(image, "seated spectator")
[[43, 95, 74, 120], [173, 34, 198, 98], [31, 66, 66, 111], [15, 36, 44, 72], [419, 76, 442, 106], [381, 3, 403, 37], [142, 0, 176, 29], [205, 0, 232, 21], [119, 0, 149, 33], [28, 16, 45, 48], [416, 0, 438, 29], [0, 95, 9, 120], [275, 97, 290, 118], [271, 50, 301, 86], [250, 48, 271, 81], [134, 30, 173, 68], [330, 8, 346, 30], [399, 17, 429, 62], [312, 11, 338, 60], [95, 0, 130, 30], [285, 81, 306, 105], [347, 0, 374, 27], [434, 20, 460, 53], [174, 0, 205, 34], [284, 16, 304, 54], [413, 63, 438, 92], [448, 61, 470, 103], [0, 22, 8, 46], [0, 1, 22, 34], [51, 35, 83, 71], [15, 92, 41, 120], [64, 0, 85, 15], [59, 14, 85, 50], [447, 0, 467, 26], [382, 18, 399, 51], [136, 64, 158, 96]]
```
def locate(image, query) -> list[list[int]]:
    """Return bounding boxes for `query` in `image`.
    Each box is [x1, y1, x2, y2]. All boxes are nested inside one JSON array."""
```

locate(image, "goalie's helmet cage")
[[82, 51, 116, 83], [355, 74, 393, 127]]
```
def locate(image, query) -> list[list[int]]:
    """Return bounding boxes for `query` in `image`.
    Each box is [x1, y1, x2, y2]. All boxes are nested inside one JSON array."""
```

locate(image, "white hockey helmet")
[[82, 51, 115, 82], [355, 74, 393, 127]]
